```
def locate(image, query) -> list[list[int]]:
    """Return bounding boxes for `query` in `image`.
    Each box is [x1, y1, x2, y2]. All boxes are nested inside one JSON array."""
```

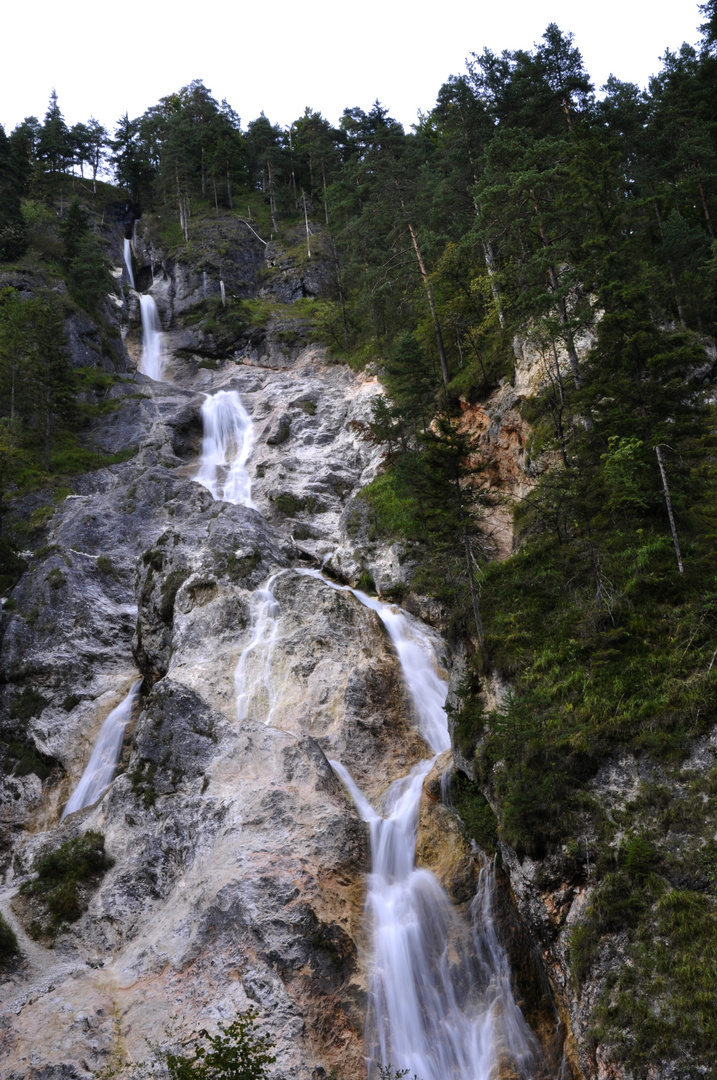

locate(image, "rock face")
[[0, 223, 564, 1080]]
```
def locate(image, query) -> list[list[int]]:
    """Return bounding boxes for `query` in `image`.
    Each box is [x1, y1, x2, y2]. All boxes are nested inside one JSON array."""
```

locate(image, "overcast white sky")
[[1, 1, 705, 136]]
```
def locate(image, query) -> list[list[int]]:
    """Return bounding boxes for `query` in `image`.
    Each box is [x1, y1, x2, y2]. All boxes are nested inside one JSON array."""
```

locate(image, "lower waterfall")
[[194, 389, 256, 508], [138, 294, 165, 381], [61, 679, 142, 820], [234, 569, 544, 1080]]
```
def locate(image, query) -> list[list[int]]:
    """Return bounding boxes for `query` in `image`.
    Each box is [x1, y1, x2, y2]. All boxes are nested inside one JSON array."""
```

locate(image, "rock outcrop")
[[0, 221, 566, 1080]]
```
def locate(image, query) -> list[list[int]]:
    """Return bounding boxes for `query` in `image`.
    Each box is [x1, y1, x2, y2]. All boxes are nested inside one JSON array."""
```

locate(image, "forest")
[[1, 2, 717, 1073]]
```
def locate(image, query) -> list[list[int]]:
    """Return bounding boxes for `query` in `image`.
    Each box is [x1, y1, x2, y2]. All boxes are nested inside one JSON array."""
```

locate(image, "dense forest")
[[2, 2, 717, 1074]]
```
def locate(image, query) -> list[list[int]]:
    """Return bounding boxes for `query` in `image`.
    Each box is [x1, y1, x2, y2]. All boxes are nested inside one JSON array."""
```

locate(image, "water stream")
[[234, 568, 543, 1079], [61, 679, 142, 820], [194, 389, 256, 508], [123, 238, 135, 289], [138, 294, 165, 382]]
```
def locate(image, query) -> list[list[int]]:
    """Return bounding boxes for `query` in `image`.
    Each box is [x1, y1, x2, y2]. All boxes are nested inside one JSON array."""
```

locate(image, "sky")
[[1, 1, 705, 136]]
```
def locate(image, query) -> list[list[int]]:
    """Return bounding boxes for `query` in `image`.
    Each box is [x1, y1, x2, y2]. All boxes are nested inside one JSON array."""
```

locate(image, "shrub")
[[20, 830, 114, 935], [162, 1008, 276, 1080], [0, 912, 19, 965]]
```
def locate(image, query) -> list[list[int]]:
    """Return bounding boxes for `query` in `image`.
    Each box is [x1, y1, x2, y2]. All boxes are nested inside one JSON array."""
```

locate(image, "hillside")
[[1, 10, 717, 1079]]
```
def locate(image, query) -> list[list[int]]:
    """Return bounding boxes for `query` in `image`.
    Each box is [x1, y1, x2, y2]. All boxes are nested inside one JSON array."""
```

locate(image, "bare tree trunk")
[[406, 220, 449, 385], [302, 191, 311, 258], [655, 445, 684, 574], [322, 162, 329, 225], [267, 161, 278, 233], [226, 160, 233, 209], [463, 524, 484, 643], [483, 240, 505, 328]]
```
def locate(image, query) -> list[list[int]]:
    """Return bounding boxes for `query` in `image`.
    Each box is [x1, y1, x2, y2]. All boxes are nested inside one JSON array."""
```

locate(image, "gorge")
[[0, 220, 567, 1080], [2, 24, 717, 1077]]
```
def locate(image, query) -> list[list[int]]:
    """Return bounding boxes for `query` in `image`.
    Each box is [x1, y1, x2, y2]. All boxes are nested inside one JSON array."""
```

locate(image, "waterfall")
[[294, 570, 541, 1080], [194, 390, 257, 508], [61, 680, 142, 820], [235, 571, 286, 724], [138, 294, 165, 381], [123, 238, 135, 288]]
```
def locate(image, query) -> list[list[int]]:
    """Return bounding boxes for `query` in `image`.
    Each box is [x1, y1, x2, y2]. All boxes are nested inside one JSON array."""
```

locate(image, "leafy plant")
[[161, 1008, 276, 1080], [20, 830, 114, 936]]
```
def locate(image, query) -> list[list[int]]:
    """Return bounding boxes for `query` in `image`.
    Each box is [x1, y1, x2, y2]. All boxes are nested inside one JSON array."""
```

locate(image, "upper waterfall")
[[123, 238, 135, 289], [194, 389, 257, 508]]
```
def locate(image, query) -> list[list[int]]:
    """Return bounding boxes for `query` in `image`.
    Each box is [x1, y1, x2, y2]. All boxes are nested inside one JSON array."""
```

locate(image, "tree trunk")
[[483, 240, 505, 328], [322, 162, 329, 225], [302, 192, 311, 258], [533, 198, 582, 387], [655, 445, 684, 574], [406, 220, 449, 385], [226, 160, 233, 209]]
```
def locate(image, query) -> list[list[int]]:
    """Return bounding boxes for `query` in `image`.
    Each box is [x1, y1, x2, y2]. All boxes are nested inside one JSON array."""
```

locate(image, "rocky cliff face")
[[0, 222, 571, 1080]]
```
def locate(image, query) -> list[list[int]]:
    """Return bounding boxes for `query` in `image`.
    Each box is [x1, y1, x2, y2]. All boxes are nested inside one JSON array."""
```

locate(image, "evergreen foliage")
[[1, 11, 716, 1071]]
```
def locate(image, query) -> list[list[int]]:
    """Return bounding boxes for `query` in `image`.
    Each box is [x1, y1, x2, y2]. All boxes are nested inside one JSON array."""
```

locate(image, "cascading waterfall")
[[235, 571, 286, 723], [138, 294, 165, 381], [61, 679, 142, 820], [237, 568, 543, 1080], [123, 238, 135, 288], [194, 389, 257, 508]]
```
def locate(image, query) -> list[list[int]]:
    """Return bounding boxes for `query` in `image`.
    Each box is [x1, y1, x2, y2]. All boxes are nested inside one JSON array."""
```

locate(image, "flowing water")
[[61, 679, 142, 820], [235, 571, 286, 724], [123, 238, 135, 288], [138, 294, 165, 381], [235, 568, 543, 1079], [194, 389, 257, 508]]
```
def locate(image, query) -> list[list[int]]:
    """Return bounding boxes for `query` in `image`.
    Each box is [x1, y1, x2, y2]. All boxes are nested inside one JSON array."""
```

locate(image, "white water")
[[194, 390, 257, 508], [237, 568, 542, 1079], [138, 294, 165, 381], [123, 238, 135, 288], [235, 571, 285, 724], [297, 568, 450, 753], [61, 680, 142, 820]]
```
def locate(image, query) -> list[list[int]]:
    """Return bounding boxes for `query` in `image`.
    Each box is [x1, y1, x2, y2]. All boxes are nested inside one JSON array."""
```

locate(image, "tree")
[[0, 126, 27, 260], [59, 196, 89, 263], [85, 117, 107, 193], [161, 1009, 276, 1080], [37, 90, 70, 183], [67, 234, 113, 314]]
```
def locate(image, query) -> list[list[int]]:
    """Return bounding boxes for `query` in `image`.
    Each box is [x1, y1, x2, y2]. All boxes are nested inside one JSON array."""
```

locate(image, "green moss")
[[356, 570, 376, 594], [225, 550, 261, 581], [9, 686, 48, 721], [273, 492, 326, 517], [46, 567, 65, 589], [159, 569, 189, 624], [450, 770, 499, 854]]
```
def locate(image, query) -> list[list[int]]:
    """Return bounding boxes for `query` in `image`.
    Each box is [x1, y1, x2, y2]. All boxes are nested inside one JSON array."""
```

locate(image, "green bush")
[[20, 830, 114, 935], [0, 912, 19, 964], [162, 1008, 276, 1080]]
